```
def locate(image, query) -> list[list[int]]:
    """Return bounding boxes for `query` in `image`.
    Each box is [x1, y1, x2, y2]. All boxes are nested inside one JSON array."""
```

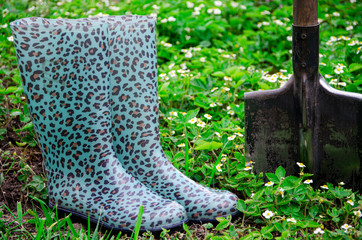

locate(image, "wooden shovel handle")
[[293, 0, 318, 26]]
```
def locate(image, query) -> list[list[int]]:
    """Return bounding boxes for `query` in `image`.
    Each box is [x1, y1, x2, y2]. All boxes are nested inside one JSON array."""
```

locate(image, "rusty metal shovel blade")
[[244, 0, 362, 190]]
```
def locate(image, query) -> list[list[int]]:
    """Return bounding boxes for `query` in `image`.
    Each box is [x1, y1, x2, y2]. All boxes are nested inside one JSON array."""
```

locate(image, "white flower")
[[339, 182, 345, 186], [185, 35, 191, 40], [279, 188, 285, 198], [185, 52, 192, 59], [222, 87, 230, 92], [244, 166, 252, 171], [325, 74, 333, 78], [2, 9, 9, 17], [320, 185, 328, 190], [348, 40, 359, 46], [168, 16, 176, 22], [180, 63, 187, 70], [320, 62, 326, 66], [227, 135, 236, 141], [210, 102, 217, 107], [188, 117, 197, 124], [200, 57, 206, 62], [197, 121, 206, 128], [231, 2, 238, 8], [192, 11, 200, 16], [214, 1, 222, 7], [240, 5, 246, 10], [216, 163, 222, 172], [262, 210, 274, 219], [186, 1, 194, 8], [211, 87, 218, 93], [224, 76, 232, 81], [332, 12, 340, 17], [178, 143, 185, 147], [204, 114, 212, 120], [216, 102, 223, 106], [170, 111, 178, 117], [287, 36, 292, 41], [265, 181, 274, 187], [314, 228, 325, 234], [213, 8, 221, 15], [160, 19, 168, 23], [334, 67, 344, 74], [150, 13, 157, 18], [214, 132, 221, 138], [341, 224, 352, 233], [261, 10, 270, 15], [304, 179, 313, 184], [1, 23, 8, 28], [296, 162, 306, 168], [330, 36, 338, 42], [354, 210, 362, 217], [152, 4, 160, 10], [227, 110, 235, 115], [221, 157, 227, 163], [346, 25, 353, 31], [286, 218, 296, 223], [168, 63, 175, 69], [350, 0, 356, 2], [7, 36, 13, 42], [109, 6, 121, 11], [347, 199, 354, 206], [235, 132, 243, 137], [326, 41, 333, 46], [169, 70, 176, 78]]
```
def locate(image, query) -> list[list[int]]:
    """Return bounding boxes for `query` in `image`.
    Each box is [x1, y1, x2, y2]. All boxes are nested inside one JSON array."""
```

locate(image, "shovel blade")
[[313, 76, 362, 189], [245, 75, 362, 190], [245, 78, 301, 176]]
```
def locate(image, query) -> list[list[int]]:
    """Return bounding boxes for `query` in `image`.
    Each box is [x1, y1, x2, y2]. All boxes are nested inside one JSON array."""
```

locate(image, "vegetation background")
[[0, 0, 361, 239]]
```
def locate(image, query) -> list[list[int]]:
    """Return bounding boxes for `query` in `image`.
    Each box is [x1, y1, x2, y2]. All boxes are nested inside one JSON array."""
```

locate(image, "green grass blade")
[[208, 143, 227, 187], [65, 214, 78, 238], [34, 219, 45, 240], [133, 205, 144, 240], [91, 214, 102, 240], [184, 126, 189, 176]]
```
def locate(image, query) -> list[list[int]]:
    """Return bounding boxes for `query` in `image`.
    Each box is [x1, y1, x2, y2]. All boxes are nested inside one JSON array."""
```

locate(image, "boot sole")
[[48, 202, 188, 233]]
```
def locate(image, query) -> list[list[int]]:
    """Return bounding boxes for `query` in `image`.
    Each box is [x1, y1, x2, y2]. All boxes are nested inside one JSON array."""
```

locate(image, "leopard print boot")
[[10, 17, 188, 232], [107, 15, 240, 222]]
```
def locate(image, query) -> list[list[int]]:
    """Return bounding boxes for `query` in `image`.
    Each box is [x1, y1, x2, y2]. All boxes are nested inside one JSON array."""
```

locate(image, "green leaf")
[[185, 108, 200, 122], [275, 166, 285, 180], [211, 71, 225, 78], [215, 220, 229, 230], [194, 140, 223, 150], [309, 205, 319, 219], [349, 63, 362, 72], [265, 173, 279, 184], [5, 86, 19, 94], [236, 200, 246, 212], [281, 176, 300, 190]]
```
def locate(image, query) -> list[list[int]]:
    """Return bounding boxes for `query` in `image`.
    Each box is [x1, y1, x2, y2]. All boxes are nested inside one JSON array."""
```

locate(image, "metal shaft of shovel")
[[244, 0, 362, 190]]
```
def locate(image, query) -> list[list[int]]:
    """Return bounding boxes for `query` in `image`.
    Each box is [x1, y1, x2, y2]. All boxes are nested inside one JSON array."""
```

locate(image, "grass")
[[0, 0, 361, 239]]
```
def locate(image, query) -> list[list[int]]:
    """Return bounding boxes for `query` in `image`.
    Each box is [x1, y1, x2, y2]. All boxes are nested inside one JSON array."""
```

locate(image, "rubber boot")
[[108, 15, 239, 222], [10, 17, 188, 232]]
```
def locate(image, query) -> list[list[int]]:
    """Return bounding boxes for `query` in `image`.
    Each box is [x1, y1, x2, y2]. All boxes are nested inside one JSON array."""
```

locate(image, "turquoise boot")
[[108, 15, 239, 222], [10, 17, 188, 232]]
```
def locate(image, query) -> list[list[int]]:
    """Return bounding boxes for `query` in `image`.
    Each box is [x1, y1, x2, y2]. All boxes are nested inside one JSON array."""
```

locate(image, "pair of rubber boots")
[[10, 16, 239, 232]]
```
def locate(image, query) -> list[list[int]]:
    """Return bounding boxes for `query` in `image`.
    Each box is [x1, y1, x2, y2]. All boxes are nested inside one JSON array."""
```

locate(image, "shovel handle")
[[293, 0, 318, 26]]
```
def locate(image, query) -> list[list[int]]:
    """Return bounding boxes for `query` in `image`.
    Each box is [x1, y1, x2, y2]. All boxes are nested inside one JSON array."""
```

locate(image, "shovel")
[[244, 0, 362, 190]]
